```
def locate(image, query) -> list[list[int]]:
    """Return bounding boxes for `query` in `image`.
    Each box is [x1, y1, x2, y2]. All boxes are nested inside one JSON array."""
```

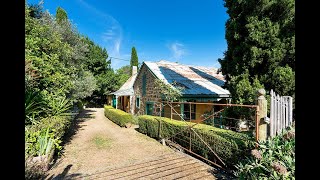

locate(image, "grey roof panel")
[[144, 60, 230, 97]]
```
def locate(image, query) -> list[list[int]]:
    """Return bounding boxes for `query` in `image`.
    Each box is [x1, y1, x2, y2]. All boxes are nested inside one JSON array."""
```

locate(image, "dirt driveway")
[[46, 108, 224, 179]]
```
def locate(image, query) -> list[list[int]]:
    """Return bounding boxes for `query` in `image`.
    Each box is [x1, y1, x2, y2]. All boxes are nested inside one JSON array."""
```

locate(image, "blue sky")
[[27, 0, 229, 70]]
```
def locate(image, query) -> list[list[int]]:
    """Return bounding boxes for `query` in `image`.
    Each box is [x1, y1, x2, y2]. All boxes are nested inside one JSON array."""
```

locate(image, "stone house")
[[131, 60, 231, 121]]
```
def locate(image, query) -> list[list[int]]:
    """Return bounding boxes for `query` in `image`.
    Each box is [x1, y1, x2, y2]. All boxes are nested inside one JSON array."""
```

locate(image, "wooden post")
[[160, 102, 162, 117], [255, 106, 259, 142], [189, 131, 192, 151], [212, 106, 215, 126], [257, 89, 268, 141], [170, 102, 173, 120], [189, 102, 192, 122]]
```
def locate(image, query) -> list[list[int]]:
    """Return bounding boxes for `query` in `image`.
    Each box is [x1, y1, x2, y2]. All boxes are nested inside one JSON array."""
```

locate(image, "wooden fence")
[[270, 89, 293, 137]]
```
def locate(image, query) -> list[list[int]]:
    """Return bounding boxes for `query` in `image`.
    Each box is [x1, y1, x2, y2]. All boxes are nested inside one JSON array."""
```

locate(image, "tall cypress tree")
[[56, 7, 68, 24], [130, 47, 139, 74], [219, 0, 295, 106]]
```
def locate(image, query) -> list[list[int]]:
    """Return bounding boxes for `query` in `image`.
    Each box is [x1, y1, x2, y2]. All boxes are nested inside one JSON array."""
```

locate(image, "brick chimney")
[[132, 66, 137, 76]]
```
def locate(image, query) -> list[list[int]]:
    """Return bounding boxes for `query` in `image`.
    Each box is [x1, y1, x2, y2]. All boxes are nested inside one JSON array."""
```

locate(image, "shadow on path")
[[45, 164, 83, 180], [49, 109, 96, 170]]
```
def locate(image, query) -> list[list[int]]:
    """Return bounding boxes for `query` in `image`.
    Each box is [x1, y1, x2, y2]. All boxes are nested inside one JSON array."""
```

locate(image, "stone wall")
[[133, 64, 161, 115]]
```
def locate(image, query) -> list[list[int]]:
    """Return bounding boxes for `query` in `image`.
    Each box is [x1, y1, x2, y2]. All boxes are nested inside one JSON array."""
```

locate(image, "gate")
[[152, 101, 259, 170], [270, 89, 293, 137]]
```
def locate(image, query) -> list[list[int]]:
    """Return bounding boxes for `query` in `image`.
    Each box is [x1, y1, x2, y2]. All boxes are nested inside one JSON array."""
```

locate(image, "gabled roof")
[[142, 60, 230, 98], [111, 73, 137, 96]]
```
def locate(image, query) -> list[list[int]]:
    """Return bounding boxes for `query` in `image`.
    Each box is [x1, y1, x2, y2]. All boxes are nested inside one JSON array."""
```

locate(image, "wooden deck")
[[78, 151, 225, 180]]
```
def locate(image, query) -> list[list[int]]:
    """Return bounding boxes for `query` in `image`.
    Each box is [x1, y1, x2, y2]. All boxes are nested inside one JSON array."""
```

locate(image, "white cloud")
[[77, 0, 124, 67], [169, 42, 186, 60]]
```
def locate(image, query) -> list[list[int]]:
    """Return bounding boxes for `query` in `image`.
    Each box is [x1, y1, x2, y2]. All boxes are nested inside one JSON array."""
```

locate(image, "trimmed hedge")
[[104, 105, 135, 127], [138, 115, 255, 167]]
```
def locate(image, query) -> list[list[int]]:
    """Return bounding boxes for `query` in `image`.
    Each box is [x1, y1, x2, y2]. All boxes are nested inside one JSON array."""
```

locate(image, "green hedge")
[[138, 115, 255, 167], [25, 115, 73, 156], [104, 105, 135, 127]]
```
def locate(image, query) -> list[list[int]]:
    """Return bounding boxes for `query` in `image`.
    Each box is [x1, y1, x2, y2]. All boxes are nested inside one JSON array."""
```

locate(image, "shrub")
[[138, 115, 254, 167], [234, 126, 295, 179], [25, 115, 73, 157], [104, 105, 135, 127]]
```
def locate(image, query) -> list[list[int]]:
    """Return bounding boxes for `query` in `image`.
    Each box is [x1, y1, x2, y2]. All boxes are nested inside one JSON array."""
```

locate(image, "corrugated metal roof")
[[111, 73, 137, 96], [144, 60, 230, 97]]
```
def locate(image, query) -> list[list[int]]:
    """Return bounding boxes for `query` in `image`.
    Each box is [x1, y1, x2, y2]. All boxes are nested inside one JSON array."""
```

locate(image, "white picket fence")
[[270, 89, 293, 137]]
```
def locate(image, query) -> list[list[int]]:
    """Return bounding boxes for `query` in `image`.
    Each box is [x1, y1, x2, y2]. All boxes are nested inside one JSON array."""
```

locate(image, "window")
[[146, 102, 154, 115], [183, 103, 196, 120], [136, 97, 140, 108], [142, 74, 146, 96]]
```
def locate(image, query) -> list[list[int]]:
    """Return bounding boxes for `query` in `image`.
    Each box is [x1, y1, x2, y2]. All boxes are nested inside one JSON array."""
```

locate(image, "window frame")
[[183, 103, 196, 120], [136, 96, 140, 108]]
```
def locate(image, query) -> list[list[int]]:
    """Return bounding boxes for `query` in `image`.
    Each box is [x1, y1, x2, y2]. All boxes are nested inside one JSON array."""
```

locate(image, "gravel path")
[[45, 108, 223, 179]]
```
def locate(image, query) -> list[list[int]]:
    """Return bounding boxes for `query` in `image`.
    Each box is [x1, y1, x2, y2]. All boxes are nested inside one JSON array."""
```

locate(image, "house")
[[132, 60, 231, 121], [108, 66, 138, 114]]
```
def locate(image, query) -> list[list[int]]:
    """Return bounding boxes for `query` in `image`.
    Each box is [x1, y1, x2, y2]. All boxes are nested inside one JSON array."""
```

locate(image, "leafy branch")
[[154, 79, 184, 102]]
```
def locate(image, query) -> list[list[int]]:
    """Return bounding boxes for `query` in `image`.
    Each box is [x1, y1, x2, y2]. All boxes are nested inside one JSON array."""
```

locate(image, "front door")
[[146, 102, 153, 115], [112, 97, 116, 108]]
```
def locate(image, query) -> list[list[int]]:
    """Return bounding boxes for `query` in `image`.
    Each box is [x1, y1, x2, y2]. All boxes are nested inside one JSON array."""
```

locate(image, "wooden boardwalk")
[[79, 152, 220, 179]]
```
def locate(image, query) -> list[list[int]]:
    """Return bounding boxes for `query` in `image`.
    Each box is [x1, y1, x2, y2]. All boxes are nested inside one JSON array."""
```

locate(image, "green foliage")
[[25, 2, 129, 165], [25, 128, 42, 156], [130, 47, 139, 74], [25, 115, 72, 157], [56, 7, 68, 24], [220, 0, 295, 107], [25, 125, 62, 157], [234, 126, 295, 179], [70, 70, 97, 102], [224, 72, 264, 120], [36, 116, 72, 140], [229, 72, 264, 105], [138, 115, 254, 166], [37, 128, 55, 156], [82, 37, 110, 75], [269, 65, 295, 96], [26, 3, 110, 108], [154, 79, 184, 102], [86, 70, 119, 106], [116, 65, 131, 86], [45, 95, 72, 117], [104, 105, 136, 127], [25, 90, 44, 125]]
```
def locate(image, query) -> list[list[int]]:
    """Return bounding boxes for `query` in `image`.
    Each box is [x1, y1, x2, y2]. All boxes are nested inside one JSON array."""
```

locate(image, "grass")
[[91, 136, 112, 149]]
